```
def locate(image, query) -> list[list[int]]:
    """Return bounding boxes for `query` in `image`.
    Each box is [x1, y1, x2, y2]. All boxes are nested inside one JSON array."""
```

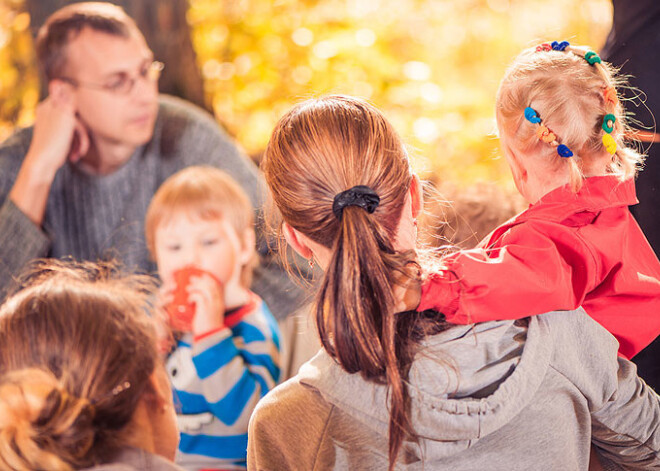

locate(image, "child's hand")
[[393, 263, 422, 313], [187, 273, 226, 338], [393, 278, 421, 313]]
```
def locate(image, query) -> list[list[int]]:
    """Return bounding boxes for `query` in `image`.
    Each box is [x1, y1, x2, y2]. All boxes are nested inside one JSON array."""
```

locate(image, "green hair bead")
[[585, 51, 602, 65], [602, 114, 616, 133]]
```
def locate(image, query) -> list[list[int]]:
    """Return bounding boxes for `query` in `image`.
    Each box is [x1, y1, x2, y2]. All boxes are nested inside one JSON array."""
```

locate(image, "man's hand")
[[27, 87, 90, 174], [9, 86, 89, 226]]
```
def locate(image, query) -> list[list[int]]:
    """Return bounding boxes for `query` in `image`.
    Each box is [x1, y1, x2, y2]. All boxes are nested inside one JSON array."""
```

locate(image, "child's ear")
[[503, 144, 528, 184], [238, 228, 256, 265], [282, 222, 314, 260]]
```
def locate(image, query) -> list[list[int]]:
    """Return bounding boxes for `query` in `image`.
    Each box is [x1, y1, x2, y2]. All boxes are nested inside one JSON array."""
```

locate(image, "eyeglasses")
[[59, 60, 164, 95]]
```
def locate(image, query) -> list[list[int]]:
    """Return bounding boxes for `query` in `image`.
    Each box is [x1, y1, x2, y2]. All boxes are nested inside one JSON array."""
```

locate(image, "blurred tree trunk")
[[26, 0, 208, 111]]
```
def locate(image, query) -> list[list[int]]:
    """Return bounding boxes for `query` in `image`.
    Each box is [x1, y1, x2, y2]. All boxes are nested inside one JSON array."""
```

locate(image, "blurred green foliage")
[[1, 0, 611, 186]]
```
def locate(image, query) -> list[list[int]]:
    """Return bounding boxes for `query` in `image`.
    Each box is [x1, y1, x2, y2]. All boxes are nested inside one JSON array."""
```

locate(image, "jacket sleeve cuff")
[[418, 271, 461, 320]]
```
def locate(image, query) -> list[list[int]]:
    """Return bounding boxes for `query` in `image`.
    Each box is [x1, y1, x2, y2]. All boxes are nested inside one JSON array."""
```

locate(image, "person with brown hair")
[[0, 2, 305, 321], [0, 260, 182, 471], [247, 95, 660, 470]]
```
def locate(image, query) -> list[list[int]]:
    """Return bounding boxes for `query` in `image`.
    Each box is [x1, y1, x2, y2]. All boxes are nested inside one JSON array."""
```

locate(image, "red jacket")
[[419, 175, 660, 359]]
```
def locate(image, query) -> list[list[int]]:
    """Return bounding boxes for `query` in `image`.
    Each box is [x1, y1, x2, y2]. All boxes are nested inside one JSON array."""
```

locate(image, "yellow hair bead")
[[602, 133, 617, 154]]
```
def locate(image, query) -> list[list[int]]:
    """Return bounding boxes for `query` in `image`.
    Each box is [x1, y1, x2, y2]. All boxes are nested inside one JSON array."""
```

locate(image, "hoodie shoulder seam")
[[311, 403, 337, 470]]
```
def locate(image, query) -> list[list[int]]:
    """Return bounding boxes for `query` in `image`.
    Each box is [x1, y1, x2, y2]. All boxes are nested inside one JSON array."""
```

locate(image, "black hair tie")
[[332, 185, 380, 220]]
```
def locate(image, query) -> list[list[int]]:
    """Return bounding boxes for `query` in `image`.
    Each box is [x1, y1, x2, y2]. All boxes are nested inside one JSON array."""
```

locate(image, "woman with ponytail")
[[0, 260, 182, 471], [247, 95, 660, 470]]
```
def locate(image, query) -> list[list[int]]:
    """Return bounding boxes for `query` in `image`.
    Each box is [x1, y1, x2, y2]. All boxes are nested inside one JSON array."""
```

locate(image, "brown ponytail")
[[263, 96, 447, 468], [0, 260, 160, 470]]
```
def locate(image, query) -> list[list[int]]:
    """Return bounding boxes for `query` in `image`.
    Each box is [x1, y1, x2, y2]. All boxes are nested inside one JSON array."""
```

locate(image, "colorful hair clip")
[[602, 133, 617, 154], [557, 144, 574, 158], [602, 113, 616, 133], [601, 114, 617, 154], [536, 125, 556, 143], [536, 43, 552, 52], [524, 107, 541, 123], [551, 40, 570, 51], [584, 51, 602, 65], [524, 106, 573, 158]]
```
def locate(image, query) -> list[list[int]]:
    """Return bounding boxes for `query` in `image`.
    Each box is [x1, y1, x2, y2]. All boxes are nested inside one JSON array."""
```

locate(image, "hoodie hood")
[[298, 316, 553, 460]]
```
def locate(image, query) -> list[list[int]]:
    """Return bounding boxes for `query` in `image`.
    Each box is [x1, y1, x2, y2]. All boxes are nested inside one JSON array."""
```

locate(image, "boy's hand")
[[188, 273, 226, 338]]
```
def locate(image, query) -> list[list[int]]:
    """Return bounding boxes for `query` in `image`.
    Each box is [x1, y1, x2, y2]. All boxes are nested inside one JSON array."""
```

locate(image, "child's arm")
[[419, 220, 598, 323], [187, 278, 280, 426], [190, 320, 280, 426]]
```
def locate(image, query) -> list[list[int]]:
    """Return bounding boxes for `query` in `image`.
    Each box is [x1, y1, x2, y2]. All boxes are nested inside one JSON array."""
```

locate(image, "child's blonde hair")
[[496, 42, 644, 192], [145, 166, 256, 287]]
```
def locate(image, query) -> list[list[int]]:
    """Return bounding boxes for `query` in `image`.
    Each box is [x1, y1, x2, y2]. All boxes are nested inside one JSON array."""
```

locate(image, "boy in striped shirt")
[[146, 166, 281, 470]]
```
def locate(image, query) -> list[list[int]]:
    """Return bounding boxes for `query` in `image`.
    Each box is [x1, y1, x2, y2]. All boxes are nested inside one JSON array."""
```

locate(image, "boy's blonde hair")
[[145, 166, 256, 287], [496, 44, 644, 192]]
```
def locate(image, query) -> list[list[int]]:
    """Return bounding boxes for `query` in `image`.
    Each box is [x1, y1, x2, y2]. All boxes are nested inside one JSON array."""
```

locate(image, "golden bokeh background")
[[0, 0, 612, 187]]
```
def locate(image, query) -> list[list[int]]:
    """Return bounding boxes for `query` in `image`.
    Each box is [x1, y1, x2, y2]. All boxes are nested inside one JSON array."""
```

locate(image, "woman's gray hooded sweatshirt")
[[248, 309, 660, 470]]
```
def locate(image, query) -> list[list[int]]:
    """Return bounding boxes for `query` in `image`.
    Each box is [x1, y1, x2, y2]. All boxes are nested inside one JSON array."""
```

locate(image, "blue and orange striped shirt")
[[167, 294, 281, 470]]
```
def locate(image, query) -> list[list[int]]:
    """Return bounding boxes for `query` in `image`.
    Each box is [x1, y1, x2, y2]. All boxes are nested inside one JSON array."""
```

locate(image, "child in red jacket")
[[419, 41, 660, 360]]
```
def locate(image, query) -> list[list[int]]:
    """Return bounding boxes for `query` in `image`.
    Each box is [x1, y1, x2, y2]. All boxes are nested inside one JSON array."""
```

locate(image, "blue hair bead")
[[524, 107, 541, 124], [551, 40, 570, 51], [557, 144, 573, 158]]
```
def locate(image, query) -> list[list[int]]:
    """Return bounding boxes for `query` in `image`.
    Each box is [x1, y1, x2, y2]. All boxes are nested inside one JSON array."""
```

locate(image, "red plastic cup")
[[166, 267, 222, 332]]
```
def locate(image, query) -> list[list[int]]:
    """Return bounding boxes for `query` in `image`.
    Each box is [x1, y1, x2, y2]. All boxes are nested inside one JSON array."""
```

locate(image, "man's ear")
[[410, 174, 423, 219], [48, 79, 75, 104], [282, 222, 314, 260]]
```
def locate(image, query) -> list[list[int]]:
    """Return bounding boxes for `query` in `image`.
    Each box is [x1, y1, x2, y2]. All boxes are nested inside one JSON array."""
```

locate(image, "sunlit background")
[[0, 0, 612, 187]]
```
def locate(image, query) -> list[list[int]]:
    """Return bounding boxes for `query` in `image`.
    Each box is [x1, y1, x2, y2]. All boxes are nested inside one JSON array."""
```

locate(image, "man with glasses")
[[0, 2, 302, 321]]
